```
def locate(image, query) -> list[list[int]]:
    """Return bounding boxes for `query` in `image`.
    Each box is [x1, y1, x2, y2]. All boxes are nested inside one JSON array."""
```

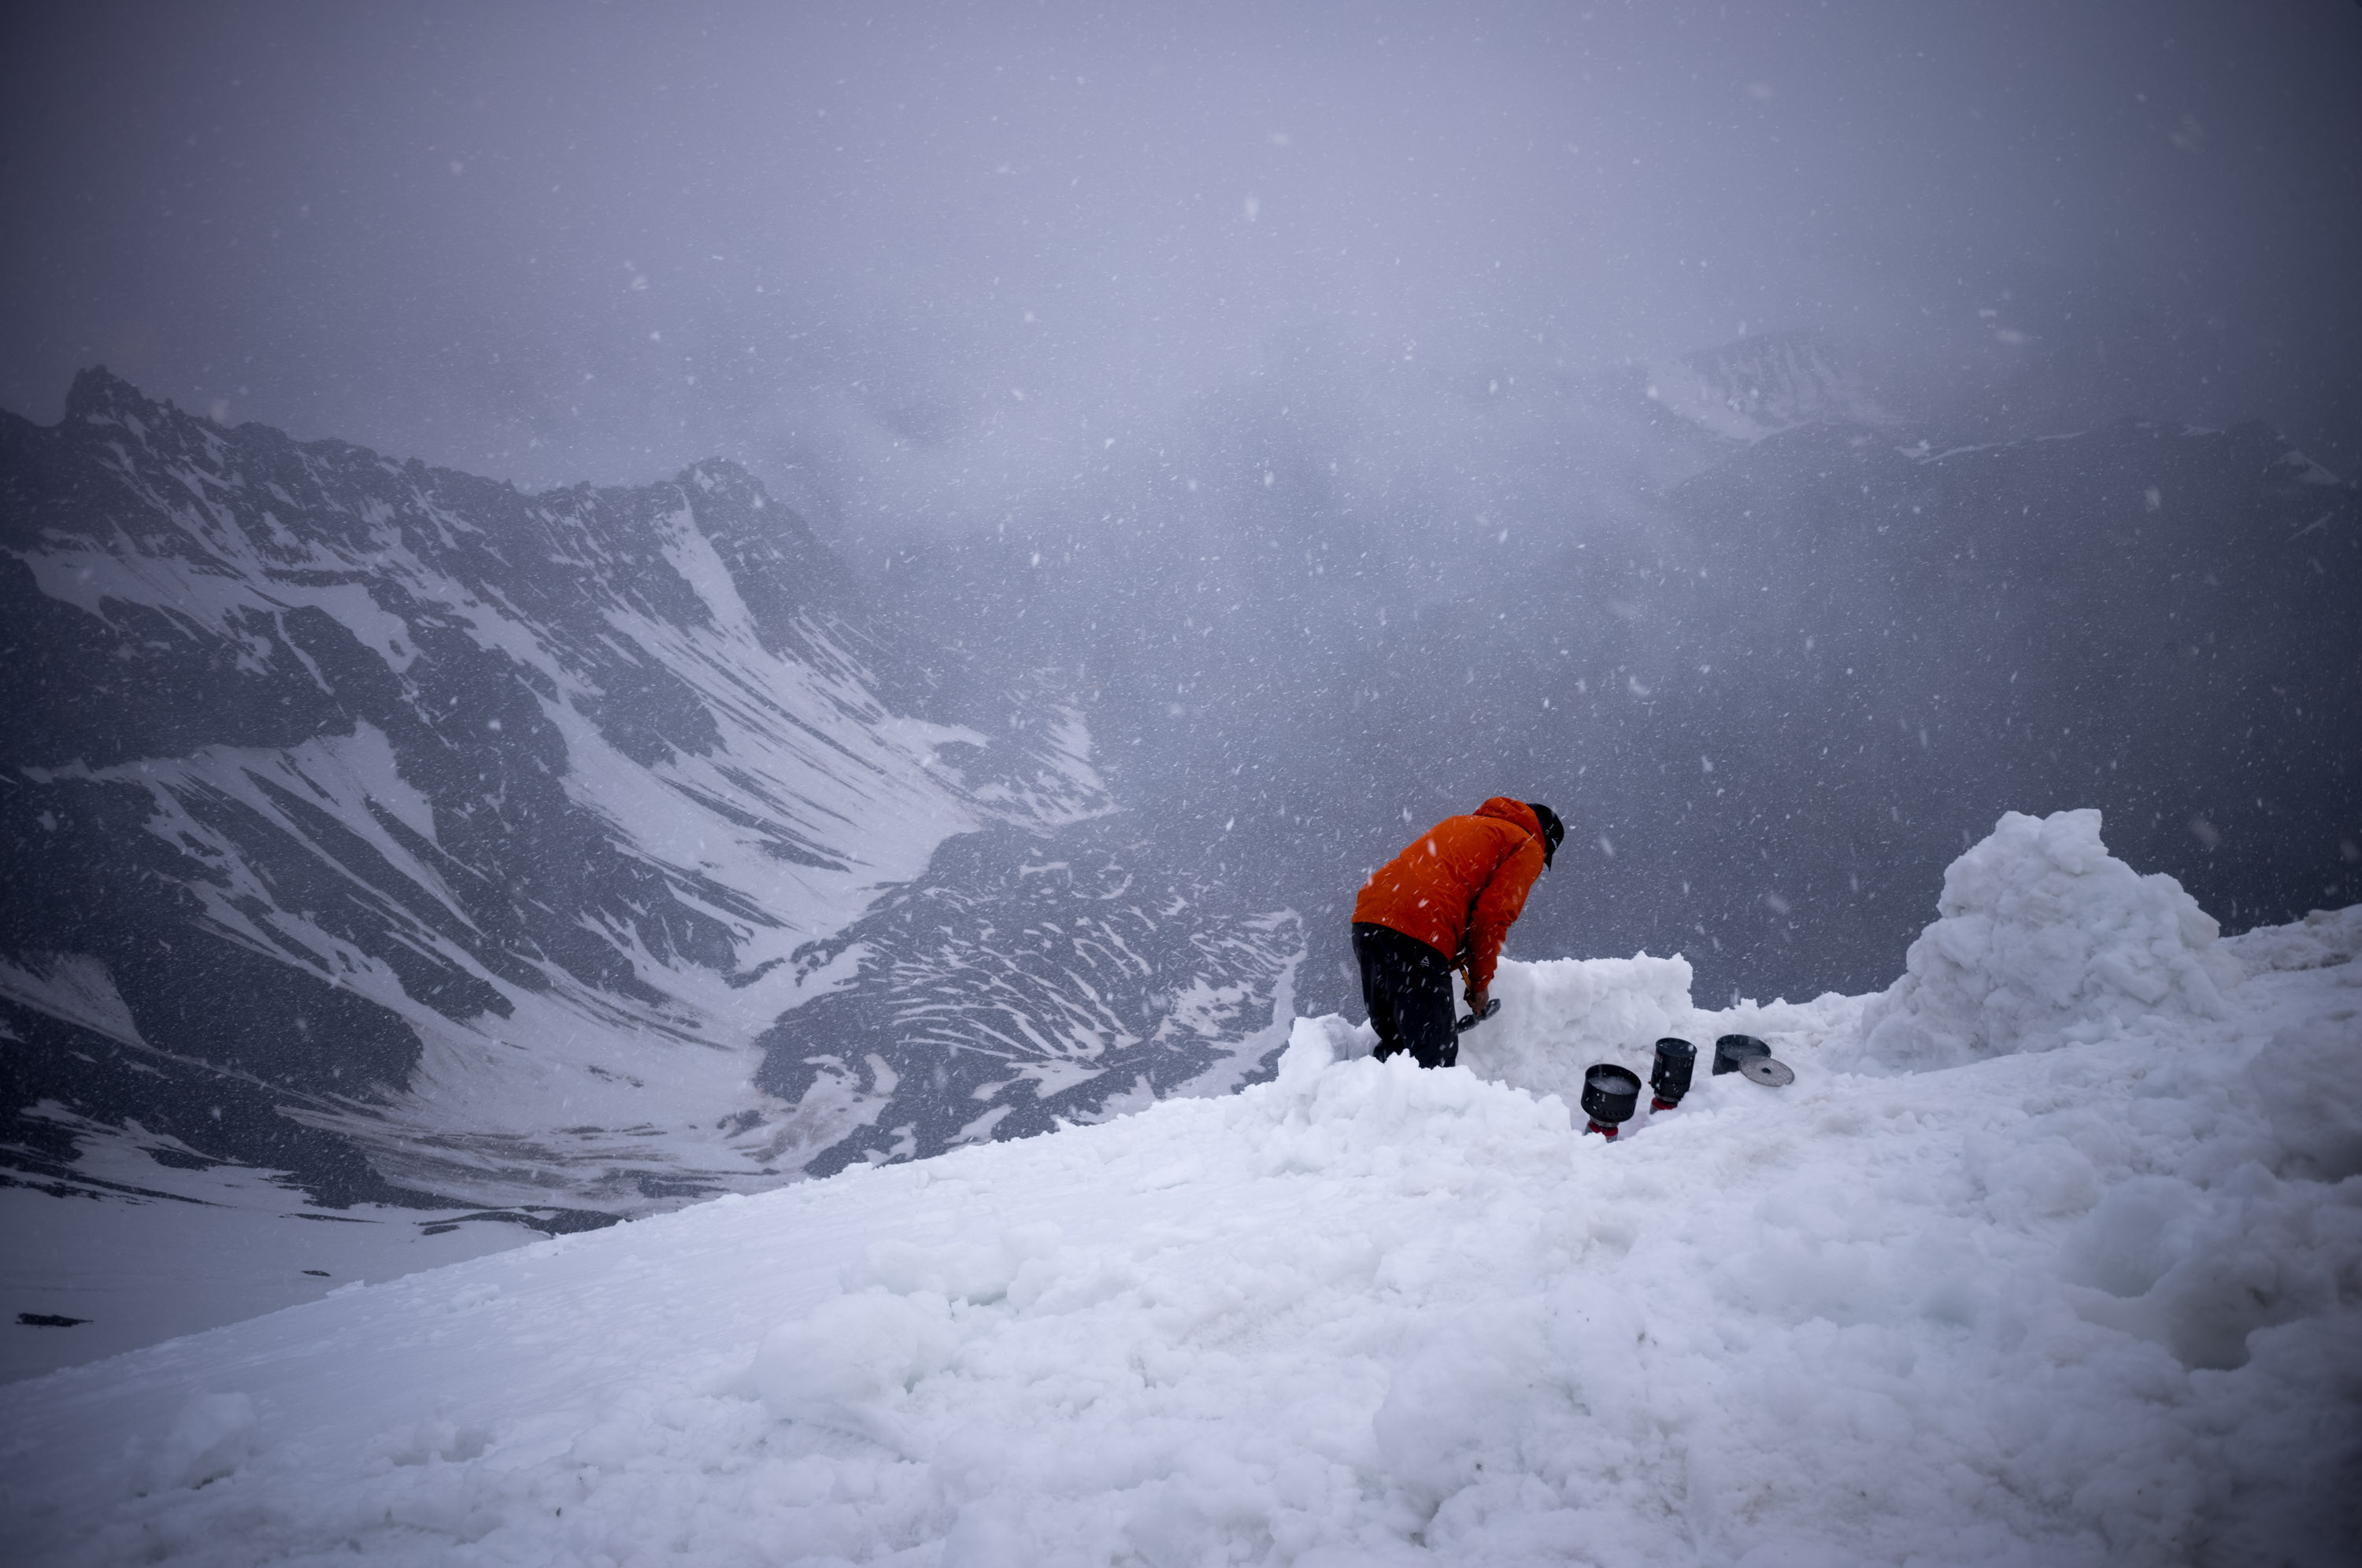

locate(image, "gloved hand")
[[1464, 984, 1489, 1018]]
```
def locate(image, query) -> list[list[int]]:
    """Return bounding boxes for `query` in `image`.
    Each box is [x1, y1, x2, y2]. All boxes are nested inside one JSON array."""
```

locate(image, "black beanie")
[[1527, 802, 1564, 867]]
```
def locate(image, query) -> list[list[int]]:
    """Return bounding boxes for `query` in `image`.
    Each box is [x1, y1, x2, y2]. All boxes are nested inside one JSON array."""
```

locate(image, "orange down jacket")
[[1351, 797, 1547, 993]]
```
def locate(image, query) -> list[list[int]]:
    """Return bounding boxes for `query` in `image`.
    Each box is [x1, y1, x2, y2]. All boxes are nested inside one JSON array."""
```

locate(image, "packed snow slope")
[[3, 811, 2357, 1566]]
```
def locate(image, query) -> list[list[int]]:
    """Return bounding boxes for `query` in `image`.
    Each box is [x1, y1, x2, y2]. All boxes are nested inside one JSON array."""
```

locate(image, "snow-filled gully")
[[4, 811, 2357, 1566]]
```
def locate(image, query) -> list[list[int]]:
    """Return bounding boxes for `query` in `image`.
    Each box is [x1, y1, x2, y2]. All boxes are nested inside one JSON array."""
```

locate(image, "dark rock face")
[[2, 371, 1299, 1215], [759, 819, 1301, 1178]]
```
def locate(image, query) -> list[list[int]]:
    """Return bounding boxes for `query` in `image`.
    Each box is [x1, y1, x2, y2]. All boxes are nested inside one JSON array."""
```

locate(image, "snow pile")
[[1843, 808, 2243, 1072], [3, 819, 2359, 1566]]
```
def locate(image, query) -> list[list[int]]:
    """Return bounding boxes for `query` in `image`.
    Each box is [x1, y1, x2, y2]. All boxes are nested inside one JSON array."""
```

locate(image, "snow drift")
[[2, 811, 2357, 1566]]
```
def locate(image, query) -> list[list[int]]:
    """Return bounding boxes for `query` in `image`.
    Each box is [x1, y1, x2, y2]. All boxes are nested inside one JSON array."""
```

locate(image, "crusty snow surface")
[[3, 810, 2357, 1566]]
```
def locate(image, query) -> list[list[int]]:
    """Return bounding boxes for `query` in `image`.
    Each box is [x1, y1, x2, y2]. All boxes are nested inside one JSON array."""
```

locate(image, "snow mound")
[[1842, 808, 2241, 1072]]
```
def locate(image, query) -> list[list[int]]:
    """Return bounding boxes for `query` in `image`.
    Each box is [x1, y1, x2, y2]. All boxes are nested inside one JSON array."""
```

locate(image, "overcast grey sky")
[[6, 1, 2360, 536]]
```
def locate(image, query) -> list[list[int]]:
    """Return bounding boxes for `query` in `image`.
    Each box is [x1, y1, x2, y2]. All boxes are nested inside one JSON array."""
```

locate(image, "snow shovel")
[[1455, 997, 1502, 1034]]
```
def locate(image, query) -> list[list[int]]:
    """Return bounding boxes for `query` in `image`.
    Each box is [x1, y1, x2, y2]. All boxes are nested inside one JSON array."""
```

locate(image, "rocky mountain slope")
[[0, 372, 1300, 1248]]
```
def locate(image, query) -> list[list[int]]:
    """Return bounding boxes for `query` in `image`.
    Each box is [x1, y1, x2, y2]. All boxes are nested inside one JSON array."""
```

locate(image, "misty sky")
[[6, 0, 2360, 546]]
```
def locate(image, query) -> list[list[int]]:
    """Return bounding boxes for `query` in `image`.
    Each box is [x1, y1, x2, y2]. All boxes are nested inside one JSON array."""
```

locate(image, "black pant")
[[1352, 923, 1458, 1069]]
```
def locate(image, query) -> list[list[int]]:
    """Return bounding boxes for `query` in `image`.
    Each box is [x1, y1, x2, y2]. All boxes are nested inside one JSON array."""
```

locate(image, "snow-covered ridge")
[[6, 812, 2353, 1564]]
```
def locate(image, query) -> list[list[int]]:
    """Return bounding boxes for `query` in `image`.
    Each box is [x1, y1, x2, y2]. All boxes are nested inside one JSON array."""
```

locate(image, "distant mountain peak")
[[61, 364, 161, 424], [1644, 331, 1890, 442]]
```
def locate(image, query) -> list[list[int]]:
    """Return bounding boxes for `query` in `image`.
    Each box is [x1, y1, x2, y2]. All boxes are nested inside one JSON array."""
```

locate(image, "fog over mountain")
[[879, 338, 2360, 1019], [8, 2, 2361, 501], [2, 2, 2358, 1370]]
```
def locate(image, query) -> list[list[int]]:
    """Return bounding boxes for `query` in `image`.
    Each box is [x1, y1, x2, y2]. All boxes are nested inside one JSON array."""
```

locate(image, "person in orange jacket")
[[1350, 797, 1564, 1068]]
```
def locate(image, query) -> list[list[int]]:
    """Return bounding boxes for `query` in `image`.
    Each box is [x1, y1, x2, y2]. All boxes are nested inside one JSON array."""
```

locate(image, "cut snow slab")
[[3, 810, 2358, 1566]]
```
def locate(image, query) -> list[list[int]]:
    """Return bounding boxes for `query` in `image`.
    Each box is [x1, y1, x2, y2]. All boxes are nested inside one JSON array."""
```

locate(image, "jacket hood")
[[1475, 797, 1543, 837]]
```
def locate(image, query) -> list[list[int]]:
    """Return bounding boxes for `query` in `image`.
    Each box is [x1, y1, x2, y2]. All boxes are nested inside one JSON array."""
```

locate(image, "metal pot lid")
[[1740, 1056, 1794, 1087]]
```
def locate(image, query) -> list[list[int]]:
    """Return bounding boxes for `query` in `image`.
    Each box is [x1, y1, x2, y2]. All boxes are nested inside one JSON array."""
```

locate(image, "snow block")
[[1842, 808, 2239, 1072], [1275, 1012, 1378, 1084], [1275, 953, 1694, 1111], [1457, 952, 1696, 1108]]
